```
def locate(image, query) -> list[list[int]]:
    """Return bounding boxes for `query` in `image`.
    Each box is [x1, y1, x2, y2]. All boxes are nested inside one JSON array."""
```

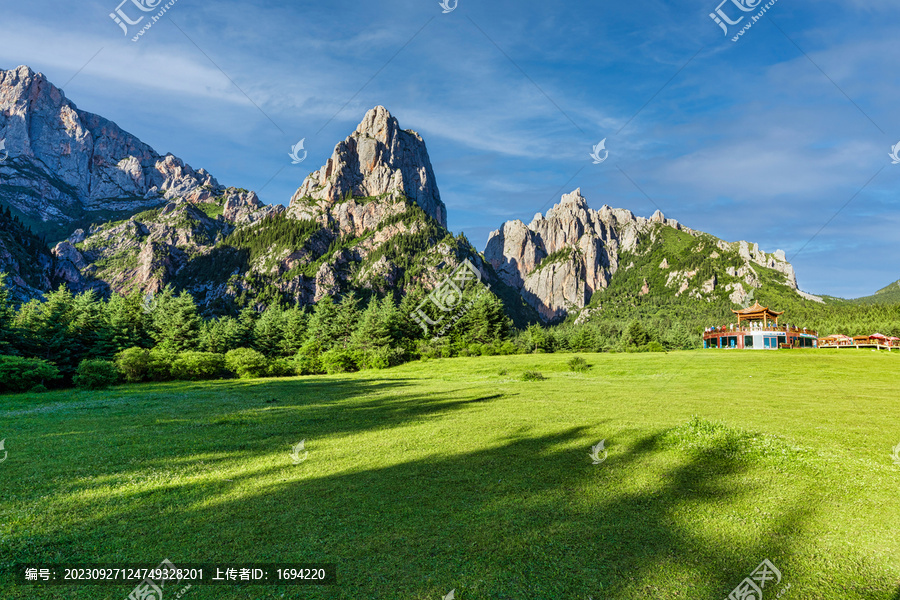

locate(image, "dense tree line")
[[0, 274, 515, 392], [2, 269, 898, 393]]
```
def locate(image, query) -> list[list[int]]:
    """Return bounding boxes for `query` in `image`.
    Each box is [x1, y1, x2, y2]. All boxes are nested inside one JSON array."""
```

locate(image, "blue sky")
[[2, 0, 898, 298]]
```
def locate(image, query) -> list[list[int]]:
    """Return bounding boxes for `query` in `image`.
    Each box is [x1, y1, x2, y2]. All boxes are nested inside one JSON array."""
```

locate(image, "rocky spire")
[[289, 106, 447, 227]]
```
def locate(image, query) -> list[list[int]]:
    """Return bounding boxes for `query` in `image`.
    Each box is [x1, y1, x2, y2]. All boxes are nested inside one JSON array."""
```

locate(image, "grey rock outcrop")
[[485, 189, 675, 321], [486, 188, 805, 322], [0, 65, 219, 239], [288, 106, 446, 227]]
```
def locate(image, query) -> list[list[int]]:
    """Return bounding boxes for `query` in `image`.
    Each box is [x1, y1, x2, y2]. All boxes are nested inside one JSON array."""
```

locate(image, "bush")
[[320, 348, 357, 374], [417, 338, 449, 360], [521, 370, 546, 381], [225, 348, 269, 379], [73, 359, 119, 390], [29, 384, 48, 394], [0, 355, 61, 393], [115, 347, 152, 383], [645, 341, 666, 353], [171, 351, 226, 380], [295, 340, 324, 375], [267, 357, 298, 378], [567, 356, 590, 372], [357, 346, 406, 370], [148, 348, 176, 381], [499, 341, 519, 355], [464, 343, 484, 357]]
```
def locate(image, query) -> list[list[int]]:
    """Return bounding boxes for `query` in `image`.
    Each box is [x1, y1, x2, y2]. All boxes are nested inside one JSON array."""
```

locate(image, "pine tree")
[[71, 290, 106, 360], [0, 273, 16, 355], [14, 286, 77, 375], [280, 306, 309, 356], [307, 296, 343, 351], [623, 320, 651, 348], [149, 288, 201, 353], [100, 290, 149, 354], [253, 305, 286, 357], [350, 298, 393, 355]]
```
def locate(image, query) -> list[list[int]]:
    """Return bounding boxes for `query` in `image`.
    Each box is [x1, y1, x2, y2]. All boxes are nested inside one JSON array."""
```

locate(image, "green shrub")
[[567, 356, 590, 372], [645, 341, 666, 353], [0, 356, 61, 393], [499, 341, 519, 355], [29, 384, 48, 394], [267, 357, 298, 378], [320, 348, 357, 374], [148, 348, 176, 381], [171, 351, 226, 380], [480, 342, 498, 356], [115, 347, 152, 383], [465, 343, 484, 357], [521, 370, 546, 381], [357, 346, 405, 370], [417, 338, 449, 360], [73, 359, 119, 390], [225, 348, 269, 379], [295, 340, 324, 375], [497, 368, 509, 376]]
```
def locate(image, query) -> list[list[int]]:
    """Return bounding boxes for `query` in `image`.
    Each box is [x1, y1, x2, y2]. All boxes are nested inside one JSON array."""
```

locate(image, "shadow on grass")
[[4, 377, 897, 599], [9, 427, 886, 599]]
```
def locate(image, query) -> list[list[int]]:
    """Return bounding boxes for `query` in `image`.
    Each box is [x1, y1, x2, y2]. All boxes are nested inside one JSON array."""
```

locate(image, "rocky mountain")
[[289, 105, 446, 228], [51, 187, 275, 297], [485, 189, 817, 323], [49, 103, 533, 322], [0, 65, 221, 241], [0, 64, 833, 327]]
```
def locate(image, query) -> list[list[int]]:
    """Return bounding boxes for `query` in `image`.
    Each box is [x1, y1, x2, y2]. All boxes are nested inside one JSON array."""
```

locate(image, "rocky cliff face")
[[486, 188, 806, 322], [0, 65, 220, 240], [50, 187, 283, 297], [44, 104, 537, 321], [289, 106, 447, 228]]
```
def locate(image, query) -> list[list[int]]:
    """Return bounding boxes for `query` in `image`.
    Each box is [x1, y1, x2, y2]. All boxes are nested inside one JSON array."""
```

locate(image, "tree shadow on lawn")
[[11, 423, 895, 600], [9, 375, 515, 504]]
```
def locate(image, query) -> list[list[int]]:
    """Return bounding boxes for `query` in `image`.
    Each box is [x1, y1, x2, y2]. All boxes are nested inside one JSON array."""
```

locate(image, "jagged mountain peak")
[[0, 64, 224, 241], [486, 189, 803, 322], [288, 106, 447, 227]]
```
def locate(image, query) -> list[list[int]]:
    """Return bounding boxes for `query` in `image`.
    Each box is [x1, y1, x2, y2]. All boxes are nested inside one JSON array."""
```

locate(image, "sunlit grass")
[[1, 350, 898, 598]]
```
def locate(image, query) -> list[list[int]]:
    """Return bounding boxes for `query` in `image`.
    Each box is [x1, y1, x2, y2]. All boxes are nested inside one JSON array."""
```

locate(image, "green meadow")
[[1, 350, 899, 599]]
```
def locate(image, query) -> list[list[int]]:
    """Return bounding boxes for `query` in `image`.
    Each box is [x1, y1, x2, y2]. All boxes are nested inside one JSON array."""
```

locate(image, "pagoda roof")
[[731, 301, 784, 317]]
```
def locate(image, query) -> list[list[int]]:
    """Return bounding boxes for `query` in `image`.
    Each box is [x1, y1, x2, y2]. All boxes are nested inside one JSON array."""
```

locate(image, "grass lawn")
[[1, 350, 899, 599]]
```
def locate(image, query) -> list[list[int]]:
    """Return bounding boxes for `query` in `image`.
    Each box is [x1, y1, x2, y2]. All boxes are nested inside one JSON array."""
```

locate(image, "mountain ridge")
[[0, 65, 855, 325], [484, 188, 817, 323]]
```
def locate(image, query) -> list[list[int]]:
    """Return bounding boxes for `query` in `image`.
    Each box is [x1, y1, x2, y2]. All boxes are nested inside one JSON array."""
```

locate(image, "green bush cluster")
[[521, 370, 546, 381], [73, 360, 119, 390], [171, 352, 227, 380], [225, 348, 269, 379], [567, 356, 590, 372], [0, 355, 61, 393]]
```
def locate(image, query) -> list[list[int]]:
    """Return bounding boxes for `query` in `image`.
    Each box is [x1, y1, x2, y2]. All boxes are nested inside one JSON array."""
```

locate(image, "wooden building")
[[703, 303, 818, 350]]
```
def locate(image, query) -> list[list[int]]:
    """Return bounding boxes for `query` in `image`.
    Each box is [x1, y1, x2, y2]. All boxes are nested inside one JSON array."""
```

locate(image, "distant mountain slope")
[[0, 65, 221, 241], [850, 278, 900, 304]]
